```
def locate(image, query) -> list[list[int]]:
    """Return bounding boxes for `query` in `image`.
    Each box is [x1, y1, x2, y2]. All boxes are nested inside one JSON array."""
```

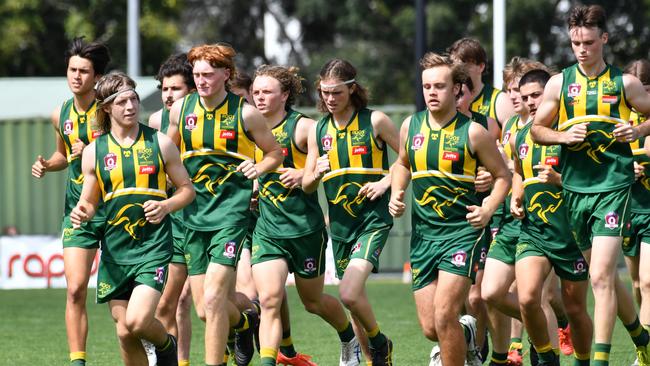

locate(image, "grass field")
[[0, 279, 639, 365]]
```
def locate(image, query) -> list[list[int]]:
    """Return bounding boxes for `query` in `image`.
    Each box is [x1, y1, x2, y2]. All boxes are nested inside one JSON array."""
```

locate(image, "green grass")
[[0, 280, 639, 365]]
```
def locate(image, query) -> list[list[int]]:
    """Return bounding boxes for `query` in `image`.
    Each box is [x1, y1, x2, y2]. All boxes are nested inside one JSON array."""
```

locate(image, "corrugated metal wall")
[[0, 106, 415, 270]]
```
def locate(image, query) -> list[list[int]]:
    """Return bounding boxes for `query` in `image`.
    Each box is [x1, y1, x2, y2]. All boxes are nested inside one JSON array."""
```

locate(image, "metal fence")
[[0, 105, 415, 270]]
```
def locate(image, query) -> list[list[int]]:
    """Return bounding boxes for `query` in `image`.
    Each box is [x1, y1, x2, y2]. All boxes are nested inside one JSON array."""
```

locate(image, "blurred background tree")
[[1, 0, 650, 105]]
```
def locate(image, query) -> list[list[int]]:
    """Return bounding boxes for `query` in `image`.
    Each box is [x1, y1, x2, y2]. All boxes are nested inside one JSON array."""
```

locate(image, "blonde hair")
[[95, 71, 137, 133], [254, 65, 304, 108]]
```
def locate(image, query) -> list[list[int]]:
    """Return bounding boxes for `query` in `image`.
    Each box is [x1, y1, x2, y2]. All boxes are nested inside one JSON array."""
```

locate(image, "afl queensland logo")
[[605, 211, 619, 229], [503, 130, 511, 144], [185, 113, 198, 131], [103, 153, 117, 171], [518, 143, 529, 160], [451, 250, 467, 267], [321, 134, 333, 151], [411, 133, 424, 150], [567, 83, 581, 98], [63, 119, 74, 135]]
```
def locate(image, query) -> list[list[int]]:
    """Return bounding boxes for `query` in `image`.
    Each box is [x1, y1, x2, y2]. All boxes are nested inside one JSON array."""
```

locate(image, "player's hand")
[[359, 180, 389, 201], [70, 203, 94, 228], [314, 154, 331, 180], [237, 160, 259, 180], [70, 139, 86, 159], [533, 163, 561, 186], [278, 167, 303, 189], [613, 123, 640, 143], [634, 161, 645, 180], [475, 167, 493, 192], [466, 205, 491, 229], [563, 123, 587, 145], [389, 190, 406, 217], [510, 197, 525, 220], [144, 200, 169, 224], [32, 155, 49, 178]]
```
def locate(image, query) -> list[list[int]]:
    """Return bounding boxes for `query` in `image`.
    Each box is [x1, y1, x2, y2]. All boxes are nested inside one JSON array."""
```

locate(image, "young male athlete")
[[303, 59, 399, 366], [389, 53, 510, 366], [31, 37, 110, 366], [250, 65, 351, 366], [166, 43, 283, 366], [531, 5, 650, 364], [70, 71, 195, 365], [511, 69, 593, 366], [148, 52, 196, 366]]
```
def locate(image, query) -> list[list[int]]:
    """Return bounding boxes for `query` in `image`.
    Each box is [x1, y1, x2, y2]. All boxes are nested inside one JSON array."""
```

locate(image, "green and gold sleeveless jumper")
[[558, 64, 634, 193], [629, 111, 650, 214], [95, 124, 171, 264], [494, 115, 526, 234], [407, 110, 481, 238], [315, 108, 392, 242], [255, 110, 325, 238], [179, 92, 255, 231], [515, 122, 573, 244], [58, 98, 102, 216], [471, 84, 504, 127]]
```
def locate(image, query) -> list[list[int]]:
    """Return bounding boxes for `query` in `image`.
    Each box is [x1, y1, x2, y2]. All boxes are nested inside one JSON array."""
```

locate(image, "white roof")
[[0, 77, 161, 120]]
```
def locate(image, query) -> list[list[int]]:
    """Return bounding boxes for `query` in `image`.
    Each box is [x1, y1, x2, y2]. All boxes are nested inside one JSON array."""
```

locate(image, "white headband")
[[320, 79, 356, 88], [101, 88, 138, 105]]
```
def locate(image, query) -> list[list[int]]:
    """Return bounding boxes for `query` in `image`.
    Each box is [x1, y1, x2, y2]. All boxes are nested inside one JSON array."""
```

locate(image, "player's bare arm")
[[509, 131, 525, 220], [619, 73, 650, 139], [143, 133, 195, 224], [148, 109, 163, 131], [531, 74, 585, 146], [240, 104, 283, 179], [165, 98, 184, 146], [467, 123, 511, 228], [359, 110, 400, 200], [301, 122, 327, 193], [388, 116, 412, 218], [495, 92, 516, 127], [32, 107, 69, 178], [70, 142, 100, 227]]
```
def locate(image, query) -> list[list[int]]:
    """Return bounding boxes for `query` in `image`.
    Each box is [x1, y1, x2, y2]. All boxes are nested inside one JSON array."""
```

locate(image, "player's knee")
[[258, 292, 282, 313], [639, 275, 650, 294], [124, 315, 151, 337], [421, 325, 438, 341], [589, 270, 615, 292], [339, 289, 358, 310], [203, 288, 228, 313], [518, 292, 541, 313], [66, 283, 88, 304], [433, 306, 459, 333]]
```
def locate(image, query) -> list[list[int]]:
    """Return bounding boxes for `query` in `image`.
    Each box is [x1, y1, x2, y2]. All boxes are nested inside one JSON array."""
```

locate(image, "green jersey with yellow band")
[[515, 122, 573, 243], [407, 110, 481, 239], [255, 109, 325, 238], [58, 98, 102, 216], [153, 107, 183, 233], [630, 111, 650, 214], [160, 108, 171, 134], [315, 108, 392, 242], [558, 64, 634, 193], [495, 115, 526, 228], [179, 92, 255, 231], [95, 124, 171, 264], [471, 84, 503, 127]]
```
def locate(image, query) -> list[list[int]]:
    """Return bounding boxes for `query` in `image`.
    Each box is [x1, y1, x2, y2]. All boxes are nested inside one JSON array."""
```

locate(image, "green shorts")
[[332, 226, 391, 279], [410, 229, 483, 291], [251, 229, 328, 279], [61, 215, 104, 249], [184, 226, 247, 276], [477, 227, 490, 270], [515, 230, 588, 282], [96, 256, 169, 303], [564, 187, 632, 251], [487, 227, 519, 265], [623, 213, 650, 257]]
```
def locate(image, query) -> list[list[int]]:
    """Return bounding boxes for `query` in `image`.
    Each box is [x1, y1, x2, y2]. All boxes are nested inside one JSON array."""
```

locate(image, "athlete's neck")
[[332, 105, 355, 127], [110, 121, 140, 145], [578, 59, 607, 78], [264, 109, 288, 129], [518, 111, 530, 123], [428, 108, 458, 128], [471, 75, 484, 100], [73, 90, 97, 113], [201, 88, 228, 110]]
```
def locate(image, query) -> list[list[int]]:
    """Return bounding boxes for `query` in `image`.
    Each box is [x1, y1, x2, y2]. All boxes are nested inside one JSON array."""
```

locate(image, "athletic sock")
[[279, 330, 297, 358], [557, 315, 569, 329], [260, 347, 278, 366], [489, 351, 508, 364], [593, 343, 611, 366], [234, 312, 250, 331], [534, 342, 556, 363], [337, 321, 355, 343], [367, 326, 387, 349], [179, 360, 190, 366], [70, 352, 86, 365], [574, 351, 590, 366], [509, 338, 523, 353], [625, 317, 650, 347]]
